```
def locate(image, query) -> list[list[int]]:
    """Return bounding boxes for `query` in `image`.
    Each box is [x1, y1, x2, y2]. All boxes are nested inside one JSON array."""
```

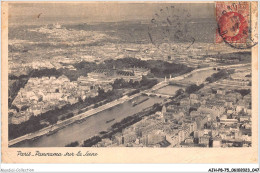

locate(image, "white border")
[[0, 0, 259, 172]]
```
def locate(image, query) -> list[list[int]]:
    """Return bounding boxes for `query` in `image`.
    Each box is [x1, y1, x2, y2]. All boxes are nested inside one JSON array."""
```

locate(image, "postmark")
[[148, 6, 195, 55], [216, 2, 257, 49]]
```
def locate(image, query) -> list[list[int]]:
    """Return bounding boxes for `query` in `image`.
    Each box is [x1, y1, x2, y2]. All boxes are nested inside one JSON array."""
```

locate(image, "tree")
[[235, 89, 251, 97], [38, 97, 43, 102], [98, 87, 105, 97], [67, 113, 74, 118], [206, 77, 214, 83], [8, 112, 14, 117], [49, 116, 58, 124], [175, 89, 184, 97], [185, 84, 204, 94], [129, 79, 134, 87], [78, 97, 83, 103], [21, 105, 29, 111], [25, 123, 37, 133], [10, 104, 19, 112], [65, 141, 79, 147], [133, 81, 140, 88], [206, 70, 229, 83], [146, 72, 155, 78], [189, 107, 197, 114]]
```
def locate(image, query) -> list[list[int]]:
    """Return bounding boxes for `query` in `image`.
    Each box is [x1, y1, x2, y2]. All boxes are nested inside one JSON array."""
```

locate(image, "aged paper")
[[1, 1, 258, 163]]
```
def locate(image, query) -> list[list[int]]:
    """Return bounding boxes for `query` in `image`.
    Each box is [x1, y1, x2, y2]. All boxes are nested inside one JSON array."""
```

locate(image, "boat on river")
[[106, 118, 115, 124], [46, 128, 59, 136], [76, 119, 85, 124], [132, 98, 149, 107]]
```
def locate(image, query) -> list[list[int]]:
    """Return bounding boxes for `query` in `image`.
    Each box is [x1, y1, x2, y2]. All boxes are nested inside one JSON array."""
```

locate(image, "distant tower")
[[132, 66, 135, 75], [164, 76, 167, 82], [170, 74, 172, 79], [112, 64, 117, 76], [161, 106, 167, 116]]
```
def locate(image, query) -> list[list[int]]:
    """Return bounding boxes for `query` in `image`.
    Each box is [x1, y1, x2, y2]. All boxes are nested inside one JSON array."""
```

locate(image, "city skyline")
[[9, 3, 215, 24]]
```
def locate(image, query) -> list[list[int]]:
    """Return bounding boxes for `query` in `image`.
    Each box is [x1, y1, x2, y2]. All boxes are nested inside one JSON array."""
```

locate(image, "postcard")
[[1, 1, 258, 163]]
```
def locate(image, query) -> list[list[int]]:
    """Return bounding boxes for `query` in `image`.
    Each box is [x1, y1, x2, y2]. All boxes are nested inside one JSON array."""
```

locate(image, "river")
[[180, 69, 216, 84], [13, 95, 164, 147], [156, 85, 183, 96], [12, 68, 216, 147]]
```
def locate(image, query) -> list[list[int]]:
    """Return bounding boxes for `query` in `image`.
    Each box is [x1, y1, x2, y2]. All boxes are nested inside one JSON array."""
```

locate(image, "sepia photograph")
[[1, 1, 258, 164]]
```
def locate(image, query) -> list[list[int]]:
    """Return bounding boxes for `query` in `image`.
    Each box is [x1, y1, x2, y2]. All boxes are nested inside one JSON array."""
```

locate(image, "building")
[[113, 133, 124, 145], [199, 135, 210, 147], [11, 112, 33, 124], [217, 89, 226, 95], [220, 118, 238, 125], [212, 136, 222, 147], [123, 132, 137, 144], [142, 130, 166, 146]]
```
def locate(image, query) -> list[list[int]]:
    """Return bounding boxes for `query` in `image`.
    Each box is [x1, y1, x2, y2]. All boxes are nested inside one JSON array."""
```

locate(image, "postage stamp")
[[216, 2, 258, 49]]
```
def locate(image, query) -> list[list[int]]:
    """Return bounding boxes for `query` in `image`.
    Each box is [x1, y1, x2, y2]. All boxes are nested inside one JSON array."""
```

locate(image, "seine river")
[[13, 95, 164, 147], [13, 68, 216, 147]]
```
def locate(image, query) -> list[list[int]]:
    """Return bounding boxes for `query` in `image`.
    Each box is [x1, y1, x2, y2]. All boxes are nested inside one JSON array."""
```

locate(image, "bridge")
[[168, 80, 191, 87], [151, 81, 168, 91], [150, 78, 191, 92], [142, 92, 172, 98], [150, 63, 250, 91]]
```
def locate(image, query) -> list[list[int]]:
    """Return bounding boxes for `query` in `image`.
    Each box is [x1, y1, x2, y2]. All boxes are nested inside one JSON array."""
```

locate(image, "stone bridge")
[[142, 92, 172, 98]]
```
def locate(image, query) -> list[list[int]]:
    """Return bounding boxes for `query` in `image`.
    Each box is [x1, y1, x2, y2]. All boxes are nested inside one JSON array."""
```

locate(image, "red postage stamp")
[[215, 2, 256, 48]]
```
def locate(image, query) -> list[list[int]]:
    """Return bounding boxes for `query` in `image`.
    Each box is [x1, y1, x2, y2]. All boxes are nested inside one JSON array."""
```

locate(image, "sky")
[[9, 3, 215, 24]]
